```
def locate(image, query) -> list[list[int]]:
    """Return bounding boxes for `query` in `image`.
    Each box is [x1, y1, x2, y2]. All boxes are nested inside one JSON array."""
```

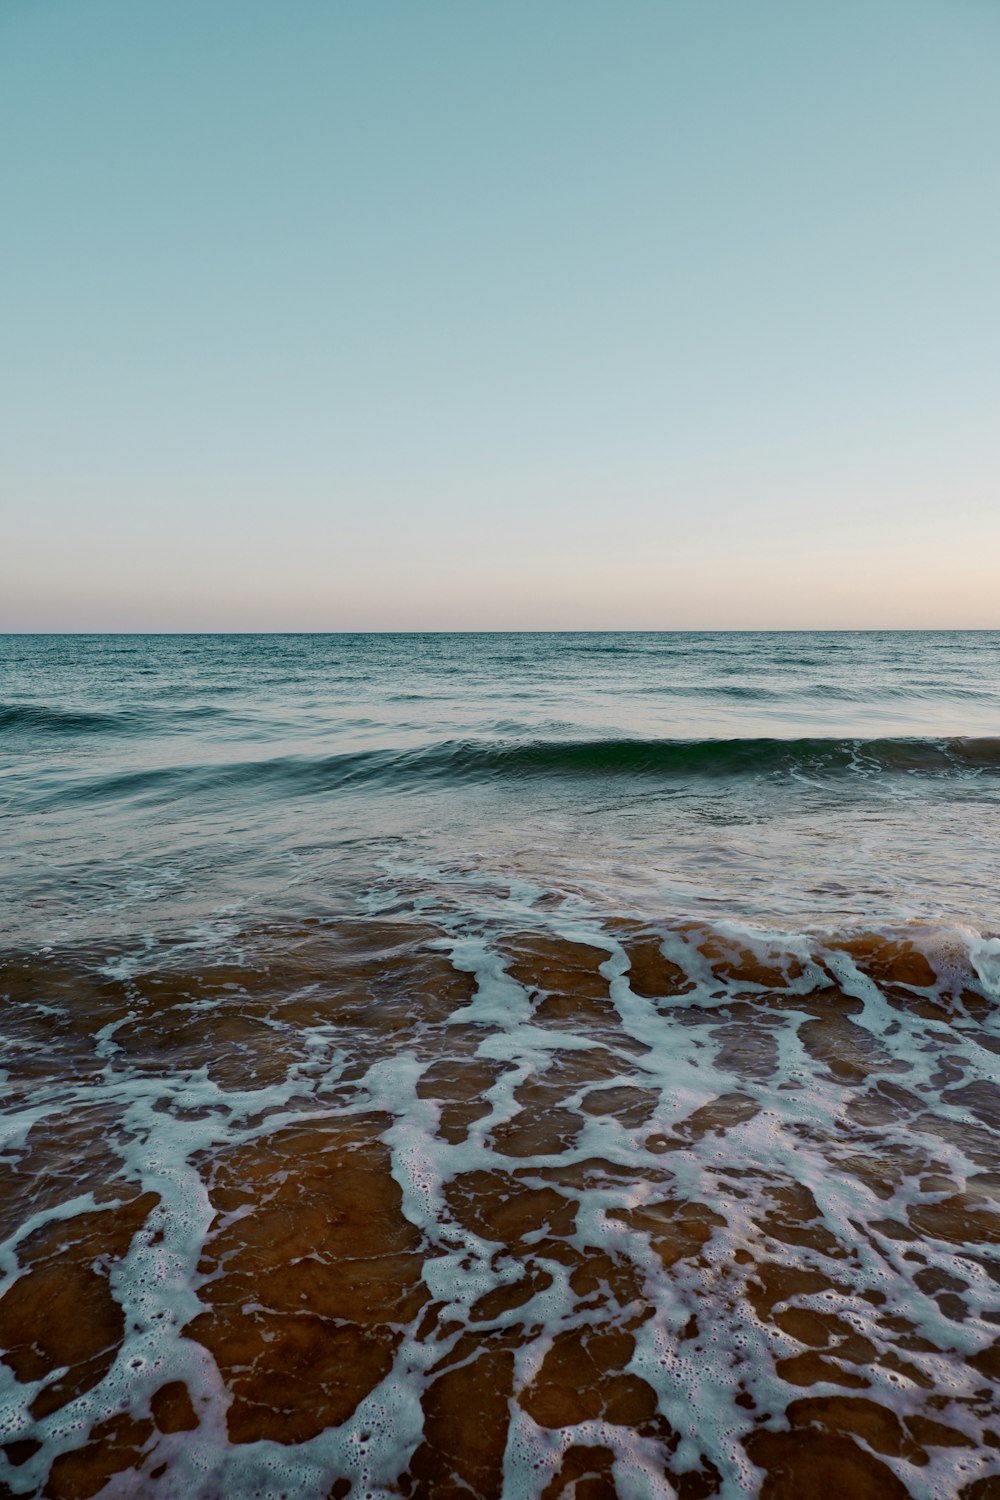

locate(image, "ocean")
[[2, 631, 999, 1498]]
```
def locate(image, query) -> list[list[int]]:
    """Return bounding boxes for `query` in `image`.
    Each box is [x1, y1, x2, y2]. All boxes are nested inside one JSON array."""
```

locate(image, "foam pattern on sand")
[[2, 880, 1000, 1498]]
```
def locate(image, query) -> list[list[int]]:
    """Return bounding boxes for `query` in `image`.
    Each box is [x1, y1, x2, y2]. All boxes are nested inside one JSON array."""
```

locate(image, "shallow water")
[[2, 633, 999, 1497]]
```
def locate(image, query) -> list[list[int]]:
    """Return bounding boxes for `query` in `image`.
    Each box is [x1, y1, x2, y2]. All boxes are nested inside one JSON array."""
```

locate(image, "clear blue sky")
[[2, 0, 997, 629]]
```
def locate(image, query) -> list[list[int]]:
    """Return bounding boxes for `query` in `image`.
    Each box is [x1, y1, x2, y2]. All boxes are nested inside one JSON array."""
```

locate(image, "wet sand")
[[2, 916, 1000, 1497]]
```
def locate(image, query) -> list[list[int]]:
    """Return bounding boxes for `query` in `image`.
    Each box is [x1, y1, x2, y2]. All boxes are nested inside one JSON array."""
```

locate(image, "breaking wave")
[[18, 734, 1000, 809]]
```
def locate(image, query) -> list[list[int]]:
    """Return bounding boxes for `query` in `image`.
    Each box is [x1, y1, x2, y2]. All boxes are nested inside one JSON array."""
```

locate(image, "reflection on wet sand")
[[1, 914, 999, 1497]]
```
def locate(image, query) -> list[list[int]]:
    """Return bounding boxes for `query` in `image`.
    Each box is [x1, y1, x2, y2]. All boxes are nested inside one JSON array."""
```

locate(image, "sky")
[[1, 0, 998, 631]]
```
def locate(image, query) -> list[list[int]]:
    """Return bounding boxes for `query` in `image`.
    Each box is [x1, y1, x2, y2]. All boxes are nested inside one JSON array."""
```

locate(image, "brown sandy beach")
[[2, 918, 998, 1497]]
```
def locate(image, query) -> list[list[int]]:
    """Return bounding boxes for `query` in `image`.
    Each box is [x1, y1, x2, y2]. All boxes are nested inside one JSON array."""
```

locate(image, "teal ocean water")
[[2, 633, 1000, 1498], [3, 631, 1000, 944]]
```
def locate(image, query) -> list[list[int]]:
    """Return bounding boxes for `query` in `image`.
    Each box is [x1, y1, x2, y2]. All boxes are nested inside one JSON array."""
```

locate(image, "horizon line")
[[2, 626, 998, 638]]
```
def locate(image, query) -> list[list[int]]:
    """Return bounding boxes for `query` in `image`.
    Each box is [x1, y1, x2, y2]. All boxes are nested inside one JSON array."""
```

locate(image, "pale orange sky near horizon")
[[2, 0, 998, 631]]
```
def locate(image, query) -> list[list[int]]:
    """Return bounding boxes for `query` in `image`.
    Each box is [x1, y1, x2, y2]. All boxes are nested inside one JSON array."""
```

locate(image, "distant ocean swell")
[[0, 701, 230, 734], [5, 680, 1000, 735]]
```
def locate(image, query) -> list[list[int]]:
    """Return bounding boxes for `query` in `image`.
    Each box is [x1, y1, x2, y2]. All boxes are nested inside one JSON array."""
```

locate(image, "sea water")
[[1, 632, 999, 1497]]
